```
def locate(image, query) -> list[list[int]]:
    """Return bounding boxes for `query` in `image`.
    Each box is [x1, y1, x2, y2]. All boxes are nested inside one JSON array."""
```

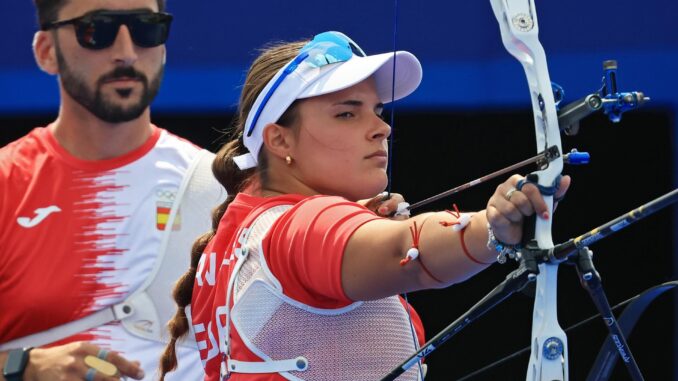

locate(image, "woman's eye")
[[336, 112, 354, 119], [375, 106, 385, 120]]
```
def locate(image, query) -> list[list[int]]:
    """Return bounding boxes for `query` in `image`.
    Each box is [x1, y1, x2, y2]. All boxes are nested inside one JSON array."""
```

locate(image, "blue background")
[[1, 0, 677, 113]]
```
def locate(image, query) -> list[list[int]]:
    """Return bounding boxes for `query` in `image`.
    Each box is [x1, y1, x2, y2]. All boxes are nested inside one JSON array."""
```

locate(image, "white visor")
[[234, 35, 423, 170]]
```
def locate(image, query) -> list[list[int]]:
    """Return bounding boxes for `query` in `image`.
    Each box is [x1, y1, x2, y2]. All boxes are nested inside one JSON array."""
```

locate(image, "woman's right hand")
[[358, 192, 410, 220]]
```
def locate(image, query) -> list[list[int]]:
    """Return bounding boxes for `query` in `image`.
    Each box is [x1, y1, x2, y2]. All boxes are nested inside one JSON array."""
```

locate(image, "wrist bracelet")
[[486, 223, 521, 264]]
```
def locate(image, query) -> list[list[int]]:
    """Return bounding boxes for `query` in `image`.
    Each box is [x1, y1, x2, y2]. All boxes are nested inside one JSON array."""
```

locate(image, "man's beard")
[[55, 45, 163, 123]]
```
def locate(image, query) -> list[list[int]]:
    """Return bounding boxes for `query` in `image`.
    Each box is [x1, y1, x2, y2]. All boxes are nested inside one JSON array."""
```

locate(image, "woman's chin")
[[356, 181, 389, 200]]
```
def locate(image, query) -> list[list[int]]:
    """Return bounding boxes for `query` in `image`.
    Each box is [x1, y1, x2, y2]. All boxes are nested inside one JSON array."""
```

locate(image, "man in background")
[[0, 0, 223, 380]]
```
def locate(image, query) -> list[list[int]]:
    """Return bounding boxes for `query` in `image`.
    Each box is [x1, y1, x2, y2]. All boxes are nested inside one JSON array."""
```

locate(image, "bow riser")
[[490, 0, 568, 380]]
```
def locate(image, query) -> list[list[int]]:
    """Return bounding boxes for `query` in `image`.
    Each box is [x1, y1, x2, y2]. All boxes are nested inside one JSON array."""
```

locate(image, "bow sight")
[[557, 60, 650, 135]]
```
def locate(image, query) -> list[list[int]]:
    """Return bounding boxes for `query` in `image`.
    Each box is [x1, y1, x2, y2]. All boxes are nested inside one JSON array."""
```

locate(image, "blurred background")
[[1, 1, 676, 379]]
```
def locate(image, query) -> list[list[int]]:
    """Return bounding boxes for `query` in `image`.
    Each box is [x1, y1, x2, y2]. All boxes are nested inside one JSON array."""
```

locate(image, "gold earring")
[[285, 155, 293, 165]]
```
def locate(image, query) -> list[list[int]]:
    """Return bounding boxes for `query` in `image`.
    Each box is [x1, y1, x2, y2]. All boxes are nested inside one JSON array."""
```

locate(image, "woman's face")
[[289, 77, 391, 201]]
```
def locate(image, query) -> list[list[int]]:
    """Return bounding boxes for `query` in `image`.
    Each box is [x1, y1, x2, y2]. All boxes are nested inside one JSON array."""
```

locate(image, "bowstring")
[[389, 1, 426, 379], [387, 0, 398, 197]]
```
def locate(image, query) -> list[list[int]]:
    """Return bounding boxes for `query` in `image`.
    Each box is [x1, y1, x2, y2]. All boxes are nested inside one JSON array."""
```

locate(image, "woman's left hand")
[[486, 174, 571, 245], [358, 192, 410, 220]]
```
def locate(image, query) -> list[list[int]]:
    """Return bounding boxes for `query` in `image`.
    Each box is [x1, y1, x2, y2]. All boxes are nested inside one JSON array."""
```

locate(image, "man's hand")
[[21, 342, 144, 381]]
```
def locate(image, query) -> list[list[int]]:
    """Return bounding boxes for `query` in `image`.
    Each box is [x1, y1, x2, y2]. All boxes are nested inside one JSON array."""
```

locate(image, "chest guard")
[[223, 204, 423, 381]]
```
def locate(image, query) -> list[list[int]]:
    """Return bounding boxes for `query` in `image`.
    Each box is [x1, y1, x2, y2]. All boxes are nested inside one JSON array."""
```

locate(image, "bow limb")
[[490, 1, 568, 381]]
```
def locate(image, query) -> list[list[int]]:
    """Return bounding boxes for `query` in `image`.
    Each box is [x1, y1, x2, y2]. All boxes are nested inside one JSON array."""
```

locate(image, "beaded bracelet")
[[486, 223, 521, 264]]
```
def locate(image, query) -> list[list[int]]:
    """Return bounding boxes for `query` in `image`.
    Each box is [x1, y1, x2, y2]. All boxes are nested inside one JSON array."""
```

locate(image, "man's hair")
[[33, 0, 167, 26]]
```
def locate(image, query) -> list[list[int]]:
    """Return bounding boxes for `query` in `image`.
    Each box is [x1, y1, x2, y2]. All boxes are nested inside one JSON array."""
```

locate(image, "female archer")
[[159, 31, 570, 380]]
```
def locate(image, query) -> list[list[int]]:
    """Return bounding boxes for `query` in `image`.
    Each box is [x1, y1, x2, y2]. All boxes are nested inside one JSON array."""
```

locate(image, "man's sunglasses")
[[41, 10, 173, 50]]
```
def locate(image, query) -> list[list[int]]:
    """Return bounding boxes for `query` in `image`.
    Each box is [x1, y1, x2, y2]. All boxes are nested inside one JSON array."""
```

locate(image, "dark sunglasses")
[[41, 10, 173, 50]]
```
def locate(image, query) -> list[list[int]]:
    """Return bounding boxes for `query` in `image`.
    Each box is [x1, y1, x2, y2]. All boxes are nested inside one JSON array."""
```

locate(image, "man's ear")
[[262, 123, 294, 161], [33, 31, 59, 75]]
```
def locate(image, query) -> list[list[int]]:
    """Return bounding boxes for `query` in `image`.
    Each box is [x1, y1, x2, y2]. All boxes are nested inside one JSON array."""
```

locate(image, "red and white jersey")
[[0, 125, 204, 380], [191, 193, 426, 380]]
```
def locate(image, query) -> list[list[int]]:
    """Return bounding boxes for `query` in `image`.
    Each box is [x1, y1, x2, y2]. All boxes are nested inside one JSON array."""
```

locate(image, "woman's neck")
[[259, 187, 288, 198]]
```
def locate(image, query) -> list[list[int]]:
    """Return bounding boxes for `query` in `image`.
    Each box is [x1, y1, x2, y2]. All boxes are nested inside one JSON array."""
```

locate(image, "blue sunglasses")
[[246, 31, 367, 137]]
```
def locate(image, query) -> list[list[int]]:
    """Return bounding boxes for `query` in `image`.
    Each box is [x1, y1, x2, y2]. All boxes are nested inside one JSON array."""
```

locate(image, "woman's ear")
[[262, 123, 294, 161], [33, 31, 59, 75]]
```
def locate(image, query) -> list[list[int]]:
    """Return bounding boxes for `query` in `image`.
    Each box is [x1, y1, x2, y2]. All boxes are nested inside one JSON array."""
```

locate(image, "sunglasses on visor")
[[41, 10, 173, 50], [246, 31, 367, 137]]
